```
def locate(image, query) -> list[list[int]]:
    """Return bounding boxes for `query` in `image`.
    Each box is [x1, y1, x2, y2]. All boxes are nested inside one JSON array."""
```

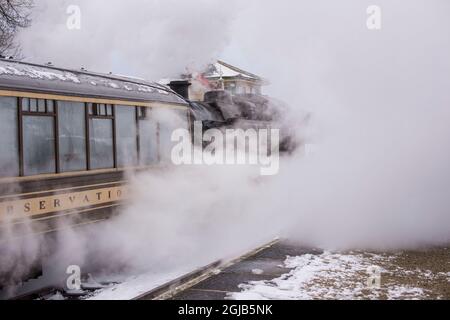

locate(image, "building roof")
[[0, 59, 187, 105], [204, 60, 267, 84]]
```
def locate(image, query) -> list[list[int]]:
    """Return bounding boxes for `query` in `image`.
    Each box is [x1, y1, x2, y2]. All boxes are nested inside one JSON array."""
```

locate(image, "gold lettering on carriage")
[[0, 186, 127, 221]]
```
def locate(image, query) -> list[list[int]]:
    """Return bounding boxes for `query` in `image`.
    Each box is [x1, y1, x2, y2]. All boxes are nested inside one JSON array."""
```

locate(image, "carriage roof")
[[0, 59, 187, 105]]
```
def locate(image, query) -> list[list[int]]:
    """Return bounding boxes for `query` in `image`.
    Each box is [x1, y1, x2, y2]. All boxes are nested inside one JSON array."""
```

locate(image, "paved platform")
[[169, 242, 449, 300], [171, 242, 321, 300]]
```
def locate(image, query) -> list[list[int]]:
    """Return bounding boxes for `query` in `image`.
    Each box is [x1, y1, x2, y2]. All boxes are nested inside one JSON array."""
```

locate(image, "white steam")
[[223, 0, 450, 249], [18, 0, 238, 79]]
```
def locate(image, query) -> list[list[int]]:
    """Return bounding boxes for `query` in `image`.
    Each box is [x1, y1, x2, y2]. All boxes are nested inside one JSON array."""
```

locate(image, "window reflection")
[[59, 101, 87, 172], [0, 97, 19, 177], [89, 118, 114, 169], [23, 116, 56, 176], [1, 94, 189, 178], [138, 108, 159, 165], [116, 106, 138, 167]]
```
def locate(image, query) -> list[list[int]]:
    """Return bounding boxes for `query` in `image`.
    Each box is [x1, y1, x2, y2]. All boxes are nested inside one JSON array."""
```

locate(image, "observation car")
[[0, 58, 190, 241]]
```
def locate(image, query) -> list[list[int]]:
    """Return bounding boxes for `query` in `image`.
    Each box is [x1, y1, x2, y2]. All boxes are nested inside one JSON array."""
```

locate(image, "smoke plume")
[[17, 0, 238, 79]]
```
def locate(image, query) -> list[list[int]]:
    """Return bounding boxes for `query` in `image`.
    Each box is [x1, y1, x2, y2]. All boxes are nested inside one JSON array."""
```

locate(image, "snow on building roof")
[[205, 60, 265, 83], [158, 60, 268, 87]]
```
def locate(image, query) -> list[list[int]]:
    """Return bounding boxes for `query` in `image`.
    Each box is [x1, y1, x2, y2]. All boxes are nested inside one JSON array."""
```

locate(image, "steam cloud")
[[18, 0, 238, 79], [2, 0, 450, 293]]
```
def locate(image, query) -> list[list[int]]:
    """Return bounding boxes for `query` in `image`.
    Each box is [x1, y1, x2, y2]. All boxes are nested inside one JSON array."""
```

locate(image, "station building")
[[162, 60, 268, 101]]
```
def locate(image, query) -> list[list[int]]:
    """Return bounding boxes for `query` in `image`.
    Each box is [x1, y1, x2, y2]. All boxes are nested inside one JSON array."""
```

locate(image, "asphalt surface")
[[170, 241, 449, 300], [171, 242, 322, 300]]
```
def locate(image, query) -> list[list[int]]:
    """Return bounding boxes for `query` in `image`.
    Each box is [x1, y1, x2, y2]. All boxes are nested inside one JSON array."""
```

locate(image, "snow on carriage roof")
[[0, 59, 187, 105]]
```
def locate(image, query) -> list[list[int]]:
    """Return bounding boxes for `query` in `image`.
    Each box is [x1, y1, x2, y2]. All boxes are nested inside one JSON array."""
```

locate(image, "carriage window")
[[138, 108, 159, 165], [22, 98, 55, 114], [116, 106, 138, 167], [137, 106, 147, 120], [87, 102, 114, 169], [23, 116, 56, 176], [158, 109, 188, 162], [22, 98, 29, 112], [47, 100, 54, 113], [88, 103, 113, 117], [22, 98, 57, 176], [0, 97, 19, 177], [58, 101, 87, 172], [89, 118, 114, 170], [30, 98, 37, 112], [38, 99, 46, 113]]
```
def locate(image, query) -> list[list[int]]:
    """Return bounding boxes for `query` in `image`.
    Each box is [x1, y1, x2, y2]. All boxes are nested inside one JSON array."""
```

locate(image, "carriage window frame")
[[0, 96, 20, 177], [19, 98, 60, 176], [58, 101, 87, 173], [136, 106, 147, 161], [137, 106, 148, 120], [86, 103, 117, 170], [88, 103, 114, 118], [21, 98, 56, 115], [6, 96, 183, 179], [115, 105, 139, 168], [137, 106, 161, 164]]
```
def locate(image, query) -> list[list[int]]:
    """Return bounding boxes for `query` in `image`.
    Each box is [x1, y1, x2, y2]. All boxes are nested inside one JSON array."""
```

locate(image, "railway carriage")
[[0, 58, 190, 239]]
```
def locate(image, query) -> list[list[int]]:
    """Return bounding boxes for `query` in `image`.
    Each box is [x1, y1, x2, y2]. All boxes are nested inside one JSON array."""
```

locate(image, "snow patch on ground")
[[230, 252, 429, 300], [46, 292, 65, 301], [86, 264, 205, 300]]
